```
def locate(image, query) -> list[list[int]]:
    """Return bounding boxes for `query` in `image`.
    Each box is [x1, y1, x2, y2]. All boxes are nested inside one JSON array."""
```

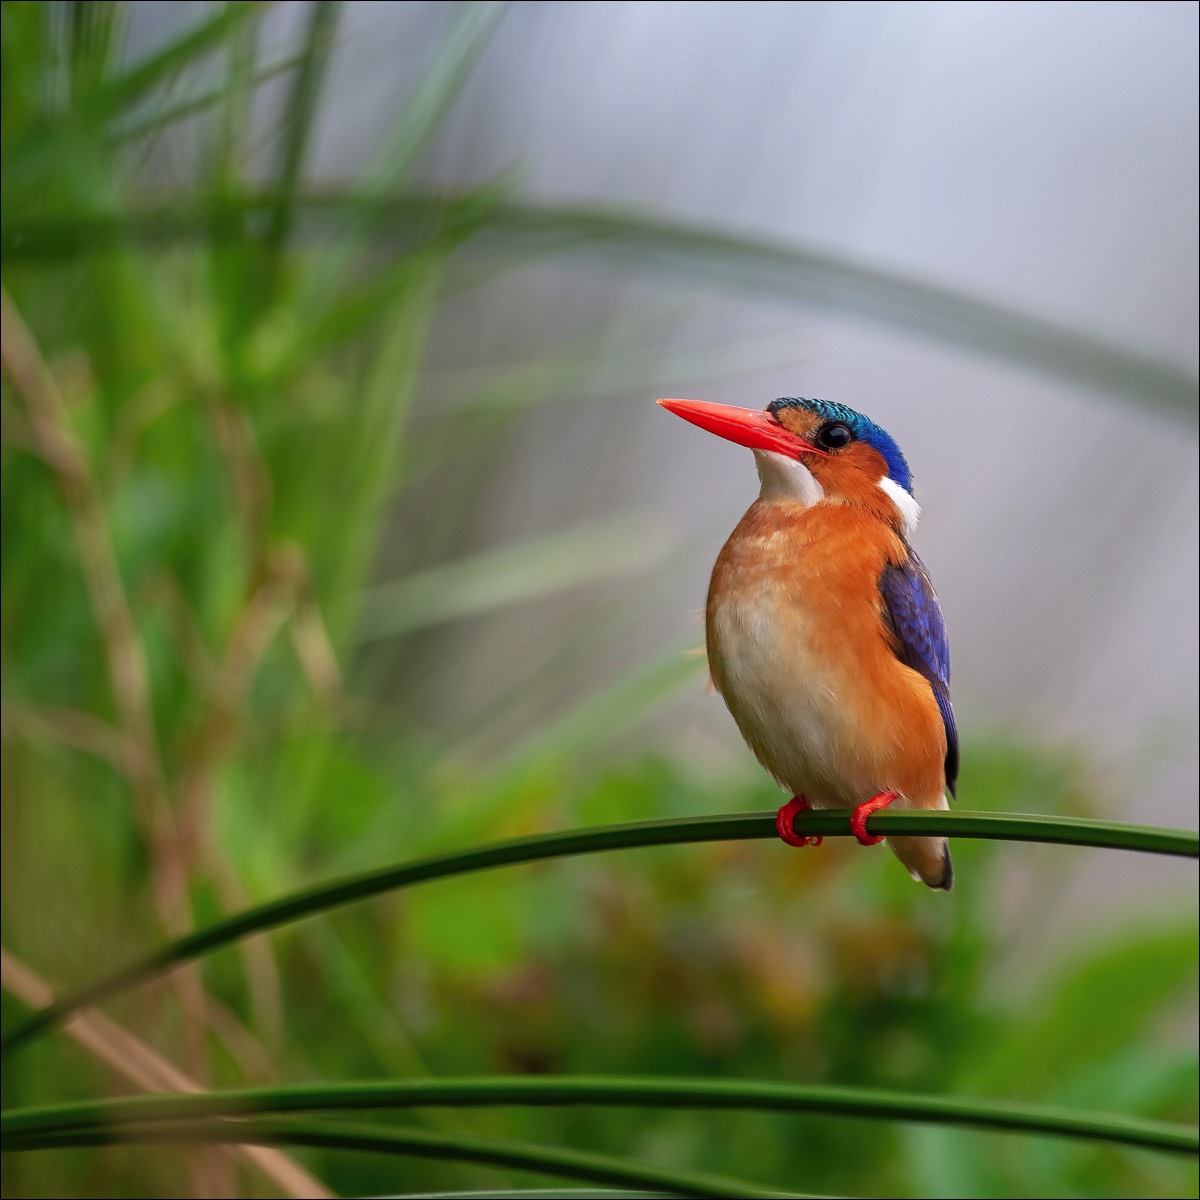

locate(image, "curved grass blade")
[[353, 513, 674, 642], [3, 193, 1195, 423], [288, 2, 504, 327], [367, 1192, 676, 1199], [112, 50, 310, 144], [477, 202, 1198, 425], [2, 810, 1195, 1057], [371, 1193, 677, 1199], [3, 1116, 787, 1200], [261, 0, 341, 286], [3, 1077, 1195, 1157], [96, 3, 264, 114], [6, 0, 267, 189]]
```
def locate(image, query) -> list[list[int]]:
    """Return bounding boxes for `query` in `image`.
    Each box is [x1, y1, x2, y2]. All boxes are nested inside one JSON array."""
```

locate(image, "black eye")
[[815, 422, 852, 450]]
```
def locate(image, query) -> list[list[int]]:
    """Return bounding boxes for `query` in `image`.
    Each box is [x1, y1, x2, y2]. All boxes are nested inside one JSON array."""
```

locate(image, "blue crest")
[[768, 397, 913, 495]]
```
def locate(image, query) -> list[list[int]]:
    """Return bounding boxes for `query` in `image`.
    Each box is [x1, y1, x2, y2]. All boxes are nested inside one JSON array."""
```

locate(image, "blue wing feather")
[[878, 550, 958, 798]]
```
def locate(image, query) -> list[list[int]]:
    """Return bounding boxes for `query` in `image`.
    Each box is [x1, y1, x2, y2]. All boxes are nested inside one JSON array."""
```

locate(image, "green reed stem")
[[3, 1076, 1195, 1156], [3, 194, 1195, 423], [3, 1116, 785, 1199], [2, 810, 1195, 1057]]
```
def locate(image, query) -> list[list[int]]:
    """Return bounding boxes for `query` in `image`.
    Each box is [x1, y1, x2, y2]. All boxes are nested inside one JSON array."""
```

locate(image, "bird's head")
[[657, 395, 920, 536]]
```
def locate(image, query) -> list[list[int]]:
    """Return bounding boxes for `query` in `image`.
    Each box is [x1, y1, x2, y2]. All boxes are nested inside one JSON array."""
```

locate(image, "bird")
[[657, 395, 957, 891]]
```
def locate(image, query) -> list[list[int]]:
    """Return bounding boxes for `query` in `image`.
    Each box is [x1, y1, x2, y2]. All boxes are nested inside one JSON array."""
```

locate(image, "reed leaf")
[[3, 193, 1194, 422], [2, 810, 1194, 1058], [2, 1116, 784, 1199], [4, 1076, 1194, 1156]]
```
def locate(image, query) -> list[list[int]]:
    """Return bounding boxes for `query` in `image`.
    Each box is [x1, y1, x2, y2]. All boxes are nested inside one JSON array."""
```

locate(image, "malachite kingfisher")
[[658, 396, 957, 891]]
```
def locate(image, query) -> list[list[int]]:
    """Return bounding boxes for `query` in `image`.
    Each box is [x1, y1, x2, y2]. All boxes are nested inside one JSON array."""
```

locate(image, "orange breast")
[[706, 499, 947, 809]]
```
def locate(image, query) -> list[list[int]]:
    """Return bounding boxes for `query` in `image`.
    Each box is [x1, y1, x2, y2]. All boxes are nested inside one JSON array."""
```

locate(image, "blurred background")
[[2, 2, 1196, 1197]]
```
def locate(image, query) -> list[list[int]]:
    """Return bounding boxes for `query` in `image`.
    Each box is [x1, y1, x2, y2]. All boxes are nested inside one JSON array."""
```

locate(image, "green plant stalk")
[[97, 4, 263, 113], [2, 810, 1195, 1058], [354, 1192, 671, 1199], [288, 2, 503, 328], [260, 0, 341, 295], [113, 50, 311, 145], [2, 193, 1194, 422], [2, 1116, 786, 1200], [3, 1077, 1195, 1156]]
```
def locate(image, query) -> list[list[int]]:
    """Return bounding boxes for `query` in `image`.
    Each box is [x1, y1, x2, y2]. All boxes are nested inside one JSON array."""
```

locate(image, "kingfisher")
[[658, 395, 957, 891]]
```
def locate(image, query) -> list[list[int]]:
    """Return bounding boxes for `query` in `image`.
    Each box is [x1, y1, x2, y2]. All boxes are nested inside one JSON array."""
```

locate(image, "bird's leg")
[[776, 795, 823, 848], [850, 790, 898, 846]]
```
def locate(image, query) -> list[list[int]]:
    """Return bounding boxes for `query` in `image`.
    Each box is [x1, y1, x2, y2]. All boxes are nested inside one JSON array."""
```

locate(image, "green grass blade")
[[354, 3, 503, 193], [476, 202, 1199, 425], [2, 811, 1194, 1057], [4, 1077, 1195, 1156], [2, 1116, 786, 1199], [353, 513, 673, 642], [286, 2, 503, 329], [261, 0, 341, 295], [490, 649, 705, 770], [319, 260, 443, 637], [366, 1193, 677, 1199], [95, 3, 264, 114], [111, 50, 309, 144], [5, 192, 1193, 421], [361, 1192, 676, 1199]]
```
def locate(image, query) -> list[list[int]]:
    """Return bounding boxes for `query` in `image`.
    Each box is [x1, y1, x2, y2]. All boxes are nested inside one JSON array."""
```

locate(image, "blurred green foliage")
[[1, 3, 1195, 1197]]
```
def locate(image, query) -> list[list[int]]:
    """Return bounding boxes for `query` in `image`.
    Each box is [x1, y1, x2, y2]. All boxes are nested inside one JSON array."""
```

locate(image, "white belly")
[[708, 585, 862, 808]]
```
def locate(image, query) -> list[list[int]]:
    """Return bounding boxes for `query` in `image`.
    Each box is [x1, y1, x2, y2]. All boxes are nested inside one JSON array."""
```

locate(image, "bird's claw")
[[776, 795, 823, 847], [850, 791, 898, 846]]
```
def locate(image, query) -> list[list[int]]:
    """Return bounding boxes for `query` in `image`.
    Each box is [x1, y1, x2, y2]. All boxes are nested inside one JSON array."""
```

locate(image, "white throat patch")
[[878, 475, 921, 537], [753, 450, 824, 506]]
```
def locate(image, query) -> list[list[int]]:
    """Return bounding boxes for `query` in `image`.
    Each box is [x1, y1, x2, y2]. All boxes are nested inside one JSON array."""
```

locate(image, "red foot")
[[776, 796, 823, 848], [850, 791, 898, 846]]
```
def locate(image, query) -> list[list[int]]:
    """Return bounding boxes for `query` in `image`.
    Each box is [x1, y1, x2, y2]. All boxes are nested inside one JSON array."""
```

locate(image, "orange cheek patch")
[[808, 444, 898, 523]]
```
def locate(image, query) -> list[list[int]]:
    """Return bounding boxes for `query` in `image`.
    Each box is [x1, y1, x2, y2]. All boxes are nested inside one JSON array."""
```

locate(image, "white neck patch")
[[753, 450, 824, 506], [878, 475, 921, 538]]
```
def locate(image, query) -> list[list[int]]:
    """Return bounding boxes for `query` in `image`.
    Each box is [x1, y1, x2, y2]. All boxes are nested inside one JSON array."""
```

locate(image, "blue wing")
[[878, 550, 958, 798]]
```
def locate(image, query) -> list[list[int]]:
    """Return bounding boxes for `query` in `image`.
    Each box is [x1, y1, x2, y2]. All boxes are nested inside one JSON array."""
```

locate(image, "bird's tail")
[[887, 793, 954, 891]]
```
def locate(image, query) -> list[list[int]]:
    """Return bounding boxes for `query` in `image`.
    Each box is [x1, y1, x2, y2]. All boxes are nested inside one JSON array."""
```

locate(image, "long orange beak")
[[656, 398, 825, 458]]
